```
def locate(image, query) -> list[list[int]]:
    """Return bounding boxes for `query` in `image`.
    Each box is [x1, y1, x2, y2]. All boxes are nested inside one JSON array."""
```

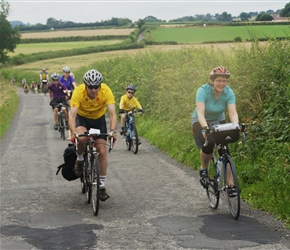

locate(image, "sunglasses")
[[127, 91, 135, 94], [87, 85, 100, 90]]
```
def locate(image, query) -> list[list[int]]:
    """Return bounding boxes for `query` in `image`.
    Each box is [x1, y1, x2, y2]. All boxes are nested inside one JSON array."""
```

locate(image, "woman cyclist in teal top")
[[191, 67, 239, 186]]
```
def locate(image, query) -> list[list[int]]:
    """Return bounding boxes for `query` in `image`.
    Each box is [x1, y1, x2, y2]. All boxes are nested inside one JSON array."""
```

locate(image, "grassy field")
[[151, 25, 290, 43], [20, 28, 135, 38], [9, 40, 123, 56], [11, 42, 255, 79]]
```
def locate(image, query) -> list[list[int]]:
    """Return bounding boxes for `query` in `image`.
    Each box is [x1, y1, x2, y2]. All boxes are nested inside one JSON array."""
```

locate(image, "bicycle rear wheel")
[[224, 156, 240, 219], [91, 155, 100, 216], [206, 157, 219, 209], [131, 123, 139, 154]]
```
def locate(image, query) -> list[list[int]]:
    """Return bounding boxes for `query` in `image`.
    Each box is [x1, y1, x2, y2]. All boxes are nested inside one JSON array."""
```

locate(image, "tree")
[[280, 2, 290, 17], [0, 0, 21, 63], [240, 12, 251, 21], [137, 19, 145, 29], [255, 13, 274, 21]]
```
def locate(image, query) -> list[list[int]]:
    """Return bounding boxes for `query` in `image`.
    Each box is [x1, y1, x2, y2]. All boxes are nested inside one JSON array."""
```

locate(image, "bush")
[[234, 37, 242, 42]]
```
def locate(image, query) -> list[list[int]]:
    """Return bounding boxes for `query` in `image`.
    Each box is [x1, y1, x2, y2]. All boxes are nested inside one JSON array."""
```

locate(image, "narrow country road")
[[0, 88, 289, 250]]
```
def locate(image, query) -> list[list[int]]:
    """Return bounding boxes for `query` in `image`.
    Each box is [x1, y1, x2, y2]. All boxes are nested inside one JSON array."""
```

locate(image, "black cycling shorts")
[[192, 120, 227, 155], [51, 98, 67, 110], [76, 114, 107, 140]]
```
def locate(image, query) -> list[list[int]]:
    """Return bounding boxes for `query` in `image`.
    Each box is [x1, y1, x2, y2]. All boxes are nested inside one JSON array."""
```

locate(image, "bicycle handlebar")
[[75, 130, 115, 152], [118, 110, 143, 116]]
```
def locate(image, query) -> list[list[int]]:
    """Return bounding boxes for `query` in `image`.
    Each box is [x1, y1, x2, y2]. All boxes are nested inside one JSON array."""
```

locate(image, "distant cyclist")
[[119, 85, 143, 136], [30, 81, 36, 93], [59, 66, 77, 140], [22, 78, 27, 88], [48, 73, 70, 130], [59, 66, 77, 96], [40, 68, 49, 93]]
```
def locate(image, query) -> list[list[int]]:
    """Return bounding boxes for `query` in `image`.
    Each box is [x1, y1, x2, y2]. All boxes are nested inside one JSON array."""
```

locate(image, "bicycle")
[[202, 122, 246, 219], [120, 109, 143, 154], [75, 129, 114, 216], [56, 102, 69, 140], [41, 80, 49, 95]]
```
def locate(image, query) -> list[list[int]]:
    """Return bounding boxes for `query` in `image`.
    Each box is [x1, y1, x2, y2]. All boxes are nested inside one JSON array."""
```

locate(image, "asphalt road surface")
[[1, 88, 289, 250]]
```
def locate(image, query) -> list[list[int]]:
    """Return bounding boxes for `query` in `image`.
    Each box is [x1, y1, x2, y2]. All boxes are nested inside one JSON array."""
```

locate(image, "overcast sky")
[[7, 0, 287, 25]]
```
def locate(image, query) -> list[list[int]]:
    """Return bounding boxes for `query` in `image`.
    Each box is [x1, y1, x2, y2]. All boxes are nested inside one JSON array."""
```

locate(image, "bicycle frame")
[[126, 112, 135, 139]]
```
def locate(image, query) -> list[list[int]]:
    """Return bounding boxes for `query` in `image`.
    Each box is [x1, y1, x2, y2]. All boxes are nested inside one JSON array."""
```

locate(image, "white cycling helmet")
[[62, 66, 71, 73], [83, 69, 103, 86], [51, 72, 60, 80]]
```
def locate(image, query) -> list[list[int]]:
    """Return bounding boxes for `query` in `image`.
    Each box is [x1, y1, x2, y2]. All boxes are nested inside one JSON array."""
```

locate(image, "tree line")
[[12, 3, 290, 31]]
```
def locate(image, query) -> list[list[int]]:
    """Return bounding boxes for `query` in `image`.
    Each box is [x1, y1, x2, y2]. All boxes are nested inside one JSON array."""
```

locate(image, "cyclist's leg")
[[51, 100, 58, 129], [120, 114, 126, 135]]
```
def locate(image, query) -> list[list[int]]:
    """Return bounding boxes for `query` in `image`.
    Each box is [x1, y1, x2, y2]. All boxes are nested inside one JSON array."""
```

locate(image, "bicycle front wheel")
[[131, 123, 139, 154], [224, 156, 240, 219], [91, 156, 100, 216], [59, 113, 65, 140], [85, 153, 92, 203], [206, 157, 219, 209]]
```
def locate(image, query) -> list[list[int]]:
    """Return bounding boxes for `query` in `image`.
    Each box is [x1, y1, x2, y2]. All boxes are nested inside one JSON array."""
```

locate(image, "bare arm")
[[227, 104, 239, 123], [196, 102, 208, 128], [49, 90, 52, 101], [107, 104, 117, 131], [69, 107, 78, 135], [72, 81, 77, 89]]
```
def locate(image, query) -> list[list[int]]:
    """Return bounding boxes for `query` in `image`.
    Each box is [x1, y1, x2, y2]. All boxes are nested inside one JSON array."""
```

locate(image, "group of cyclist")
[[47, 65, 237, 201]]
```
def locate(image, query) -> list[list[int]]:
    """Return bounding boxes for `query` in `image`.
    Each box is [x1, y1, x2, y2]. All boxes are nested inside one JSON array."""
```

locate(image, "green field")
[[151, 25, 290, 43], [9, 40, 123, 56]]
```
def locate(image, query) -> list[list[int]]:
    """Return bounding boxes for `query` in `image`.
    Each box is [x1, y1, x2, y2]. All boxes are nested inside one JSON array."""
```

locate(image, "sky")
[[6, 0, 288, 25]]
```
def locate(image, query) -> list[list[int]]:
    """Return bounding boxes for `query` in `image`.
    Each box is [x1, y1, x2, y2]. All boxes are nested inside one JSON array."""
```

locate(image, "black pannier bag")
[[212, 123, 240, 145], [56, 144, 79, 181]]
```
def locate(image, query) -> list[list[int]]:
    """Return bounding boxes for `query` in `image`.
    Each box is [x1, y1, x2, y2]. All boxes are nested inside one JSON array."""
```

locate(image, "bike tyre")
[[206, 157, 219, 209], [131, 123, 139, 154], [85, 152, 92, 204], [224, 156, 240, 219], [59, 113, 65, 140], [91, 155, 100, 216], [125, 121, 131, 151]]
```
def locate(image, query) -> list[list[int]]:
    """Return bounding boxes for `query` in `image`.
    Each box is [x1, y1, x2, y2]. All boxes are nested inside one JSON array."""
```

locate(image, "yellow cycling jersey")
[[40, 71, 48, 80], [70, 83, 115, 119], [119, 94, 141, 111]]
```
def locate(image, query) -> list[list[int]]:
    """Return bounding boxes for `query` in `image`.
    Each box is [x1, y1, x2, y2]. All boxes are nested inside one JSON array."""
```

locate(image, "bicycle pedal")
[[200, 177, 209, 188]]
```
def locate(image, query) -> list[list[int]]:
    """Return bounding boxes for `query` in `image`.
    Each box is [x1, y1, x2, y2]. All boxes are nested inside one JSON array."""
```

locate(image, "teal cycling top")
[[192, 83, 236, 122]]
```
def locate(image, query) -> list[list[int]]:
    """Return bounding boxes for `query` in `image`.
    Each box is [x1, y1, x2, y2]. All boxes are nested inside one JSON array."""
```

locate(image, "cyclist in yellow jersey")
[[40, 68, 49, 93], [69, 69, 117, 201], [119, 85, 143, 135]]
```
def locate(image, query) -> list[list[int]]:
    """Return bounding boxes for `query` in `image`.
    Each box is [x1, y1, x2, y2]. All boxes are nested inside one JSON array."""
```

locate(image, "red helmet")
[[209, 67, 230, 80]]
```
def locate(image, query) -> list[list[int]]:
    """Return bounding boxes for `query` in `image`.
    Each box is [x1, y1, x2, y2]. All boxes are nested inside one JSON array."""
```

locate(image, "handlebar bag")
[[212, 123, 240, 144]]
